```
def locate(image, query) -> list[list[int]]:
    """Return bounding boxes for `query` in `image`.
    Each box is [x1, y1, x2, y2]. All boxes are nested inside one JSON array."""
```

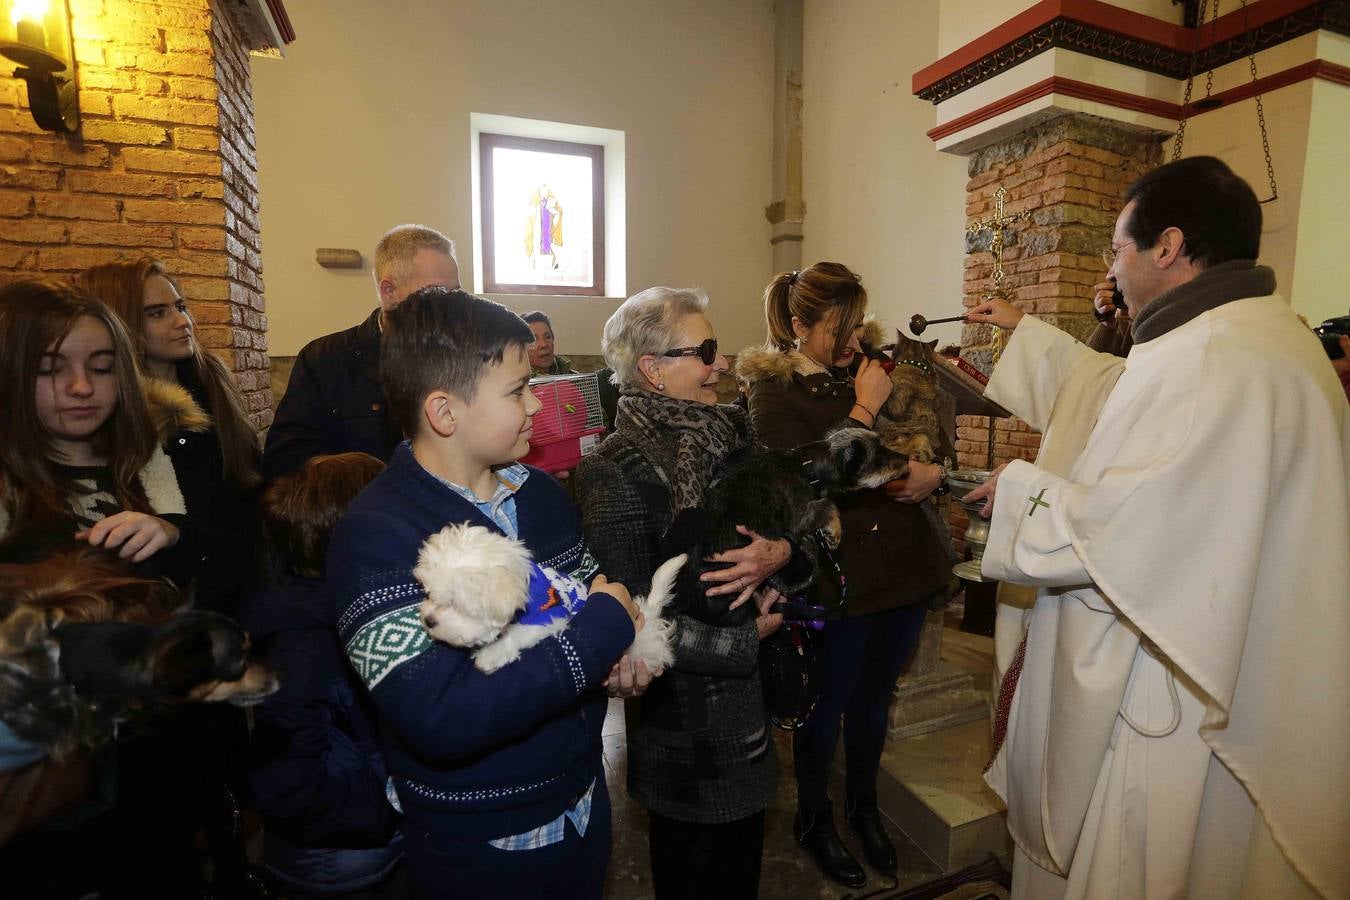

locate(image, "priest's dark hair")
[[380, 287, 534, 437], [1123, 156, 1261, 268]]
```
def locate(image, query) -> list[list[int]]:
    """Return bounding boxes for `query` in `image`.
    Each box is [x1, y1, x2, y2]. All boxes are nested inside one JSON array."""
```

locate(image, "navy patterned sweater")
[[328, 443, 634, 841]]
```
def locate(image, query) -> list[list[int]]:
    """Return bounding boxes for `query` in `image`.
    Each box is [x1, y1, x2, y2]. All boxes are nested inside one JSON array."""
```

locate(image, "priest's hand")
[[966, 298, 1024, 331], [964, 462, 1009, 518]]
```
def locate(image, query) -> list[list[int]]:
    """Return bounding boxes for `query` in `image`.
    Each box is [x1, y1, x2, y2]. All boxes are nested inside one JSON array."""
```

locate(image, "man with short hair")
[[263, 225, 460, 479], [965, 157, 1348, 898]]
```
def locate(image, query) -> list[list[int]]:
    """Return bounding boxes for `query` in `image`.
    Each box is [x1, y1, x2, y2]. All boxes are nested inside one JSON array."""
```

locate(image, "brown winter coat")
[[735, 344, 954, 617]]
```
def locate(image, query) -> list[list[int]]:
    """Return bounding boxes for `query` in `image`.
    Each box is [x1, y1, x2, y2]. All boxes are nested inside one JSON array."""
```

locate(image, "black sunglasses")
[[662, 338, 719, 366]]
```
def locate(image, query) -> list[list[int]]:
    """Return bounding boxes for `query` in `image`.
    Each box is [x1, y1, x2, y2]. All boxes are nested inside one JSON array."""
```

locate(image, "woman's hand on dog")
[[75, 512, 180, 562], [966, 298, 1024, 331], [604, 654, 657, 699], [755, 587, 785, 640], [590, 574, 643, 627], [852, 357, 893, 421], [884, 461, 944, 503], [702, 526, 792, 610]]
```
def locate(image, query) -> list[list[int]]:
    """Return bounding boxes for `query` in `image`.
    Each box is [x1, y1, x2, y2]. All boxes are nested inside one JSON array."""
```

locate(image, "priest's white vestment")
[[979, 299, 1350, 899]]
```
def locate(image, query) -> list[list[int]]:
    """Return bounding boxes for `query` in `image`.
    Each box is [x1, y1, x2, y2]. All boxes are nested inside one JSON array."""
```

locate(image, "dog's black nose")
[[423, 615, 437, 629]]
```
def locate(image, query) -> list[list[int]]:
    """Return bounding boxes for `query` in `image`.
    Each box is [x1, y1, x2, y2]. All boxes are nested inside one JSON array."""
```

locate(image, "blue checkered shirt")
[[489, 778, 595, 851], [430, 463, 530, 539]]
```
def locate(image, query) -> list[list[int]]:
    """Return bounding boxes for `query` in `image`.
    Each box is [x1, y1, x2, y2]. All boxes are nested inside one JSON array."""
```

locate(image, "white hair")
[[602, 286, 709, 389], [372, 224, 456, 285]]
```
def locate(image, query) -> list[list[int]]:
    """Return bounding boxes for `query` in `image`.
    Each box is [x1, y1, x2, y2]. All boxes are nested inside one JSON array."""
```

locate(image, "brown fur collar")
[[142, 377, 211, 441], [734, 318, 887, 386]]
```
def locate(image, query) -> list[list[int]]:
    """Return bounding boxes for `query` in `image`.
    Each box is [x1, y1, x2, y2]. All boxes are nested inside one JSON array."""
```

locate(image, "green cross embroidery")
[[1027, 488, 1050, 517]]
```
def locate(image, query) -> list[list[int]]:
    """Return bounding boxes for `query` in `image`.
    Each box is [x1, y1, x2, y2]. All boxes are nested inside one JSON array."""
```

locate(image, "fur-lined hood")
[[734, 318, 887, 386], [142, 377, 211, 442]]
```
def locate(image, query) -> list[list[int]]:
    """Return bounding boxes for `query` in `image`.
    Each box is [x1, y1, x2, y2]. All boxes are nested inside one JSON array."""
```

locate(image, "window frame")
[[479, 132, 606, 297]]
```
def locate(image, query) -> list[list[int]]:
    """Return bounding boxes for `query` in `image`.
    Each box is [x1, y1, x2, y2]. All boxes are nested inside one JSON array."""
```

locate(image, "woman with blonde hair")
[[737, 262, 956, 888]]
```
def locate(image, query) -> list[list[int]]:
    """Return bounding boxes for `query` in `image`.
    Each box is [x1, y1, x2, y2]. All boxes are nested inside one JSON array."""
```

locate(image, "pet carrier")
[[520, 372, 606, 474]]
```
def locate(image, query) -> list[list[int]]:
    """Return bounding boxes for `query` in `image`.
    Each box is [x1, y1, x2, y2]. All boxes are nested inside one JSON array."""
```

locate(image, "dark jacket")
[[574, 430, 776, 824], [736, 346, 952, 618], [328, 443, 634, 842], [263, 310, 401, 481], [239, 573, 404, 895], [157, 363, 260, 614]]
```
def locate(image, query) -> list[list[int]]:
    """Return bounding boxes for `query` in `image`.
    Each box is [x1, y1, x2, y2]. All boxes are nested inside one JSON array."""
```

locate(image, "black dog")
[[55, 611, 280, 708], [665, 428, 910, 626]]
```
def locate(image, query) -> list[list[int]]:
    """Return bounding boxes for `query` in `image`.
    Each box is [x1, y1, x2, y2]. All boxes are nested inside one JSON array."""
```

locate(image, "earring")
[[656, 382, 665, 391]]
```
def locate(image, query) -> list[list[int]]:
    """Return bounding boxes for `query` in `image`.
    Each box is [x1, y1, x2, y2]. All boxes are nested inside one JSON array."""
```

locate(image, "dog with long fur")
[[414, 523, 684, 674], [663, 427, 911, 627]]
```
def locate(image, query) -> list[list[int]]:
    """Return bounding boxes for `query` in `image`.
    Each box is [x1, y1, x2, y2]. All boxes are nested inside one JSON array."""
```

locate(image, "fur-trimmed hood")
[[734, 318, 887, 386], [142, 377, 211, 442]]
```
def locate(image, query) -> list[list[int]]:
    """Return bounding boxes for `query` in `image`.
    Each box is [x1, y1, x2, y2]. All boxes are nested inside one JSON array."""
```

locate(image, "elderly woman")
[[574, 287, 799, 900]]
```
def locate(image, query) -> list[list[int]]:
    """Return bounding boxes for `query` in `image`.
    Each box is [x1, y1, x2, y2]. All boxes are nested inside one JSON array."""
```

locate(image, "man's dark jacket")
[[263, 310, 402, 480]]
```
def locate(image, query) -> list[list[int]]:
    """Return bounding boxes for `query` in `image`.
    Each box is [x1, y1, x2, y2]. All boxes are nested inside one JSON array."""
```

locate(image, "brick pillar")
[[0, 0, 273, 430], [948, 113, 1163, 550]]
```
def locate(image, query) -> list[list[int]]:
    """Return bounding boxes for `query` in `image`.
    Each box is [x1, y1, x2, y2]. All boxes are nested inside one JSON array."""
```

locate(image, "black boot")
[[845, 796, 897, 875], [794, 807, 867, 888]]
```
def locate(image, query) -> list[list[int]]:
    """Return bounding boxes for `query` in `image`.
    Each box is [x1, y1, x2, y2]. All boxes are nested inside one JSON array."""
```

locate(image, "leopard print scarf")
[[615, 390, 755, 512]]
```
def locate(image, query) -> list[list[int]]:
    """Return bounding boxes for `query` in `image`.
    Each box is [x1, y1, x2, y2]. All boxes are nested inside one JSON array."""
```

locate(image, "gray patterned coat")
[[574, 431, 776, 825]]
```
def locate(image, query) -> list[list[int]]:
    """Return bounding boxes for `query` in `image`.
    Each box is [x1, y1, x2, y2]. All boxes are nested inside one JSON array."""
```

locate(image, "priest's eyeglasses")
[[1101, 241, 1136, 268], [663, 338, 719, 365]]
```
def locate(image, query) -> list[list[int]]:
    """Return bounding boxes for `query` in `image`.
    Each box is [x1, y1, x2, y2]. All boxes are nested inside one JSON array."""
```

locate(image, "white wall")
[[801, 0, 968, 342], [253, 0, 776, 356]]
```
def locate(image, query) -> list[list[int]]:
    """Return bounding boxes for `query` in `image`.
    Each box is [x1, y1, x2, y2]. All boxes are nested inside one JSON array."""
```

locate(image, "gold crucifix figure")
[[967, 184, 1031, 361], [967, 184, 1031, 294]]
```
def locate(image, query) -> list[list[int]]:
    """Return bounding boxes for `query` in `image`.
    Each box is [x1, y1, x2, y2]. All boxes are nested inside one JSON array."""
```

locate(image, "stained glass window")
[[480, 134, 605, 296]]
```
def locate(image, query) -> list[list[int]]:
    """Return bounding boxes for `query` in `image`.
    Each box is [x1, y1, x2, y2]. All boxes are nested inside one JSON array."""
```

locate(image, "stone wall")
[[950, 112, 1164, 548], [0, 0, 273, 429]]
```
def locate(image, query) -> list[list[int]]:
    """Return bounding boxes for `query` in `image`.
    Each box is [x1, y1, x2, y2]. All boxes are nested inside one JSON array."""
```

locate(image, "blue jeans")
[[793, 603, 928, 813], [402, 778, 611, 900]]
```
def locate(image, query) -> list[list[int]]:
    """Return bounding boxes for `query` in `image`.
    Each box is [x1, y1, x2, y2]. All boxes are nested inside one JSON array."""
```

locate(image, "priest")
[[965, 156, 1349, 899]]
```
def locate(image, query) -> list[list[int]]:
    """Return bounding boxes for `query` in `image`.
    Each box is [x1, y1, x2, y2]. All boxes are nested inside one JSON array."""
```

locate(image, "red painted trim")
[[266, 0, 296, 43], [926, 76, 1180, 142], [926, 58, 1348, 143], [913, 0, 1319, 95]]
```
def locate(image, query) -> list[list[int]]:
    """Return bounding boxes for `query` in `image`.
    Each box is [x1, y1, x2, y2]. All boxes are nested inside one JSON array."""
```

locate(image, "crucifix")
[[966, 184, 1031, 362], [967, 184, 1031, 296]]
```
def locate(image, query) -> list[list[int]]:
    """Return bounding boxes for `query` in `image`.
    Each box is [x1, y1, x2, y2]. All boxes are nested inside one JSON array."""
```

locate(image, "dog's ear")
[[836, 434, 870, 482]]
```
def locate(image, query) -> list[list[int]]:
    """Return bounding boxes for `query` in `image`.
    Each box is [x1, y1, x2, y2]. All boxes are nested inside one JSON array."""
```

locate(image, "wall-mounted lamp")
[[0, 0, 79, 133]]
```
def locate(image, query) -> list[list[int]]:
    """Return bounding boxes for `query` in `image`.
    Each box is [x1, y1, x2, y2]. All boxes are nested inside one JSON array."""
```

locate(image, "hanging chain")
[[1241, 0, 1279, 202], [1202, 1, 1220, 100], [1172, 0, 1210, 160]]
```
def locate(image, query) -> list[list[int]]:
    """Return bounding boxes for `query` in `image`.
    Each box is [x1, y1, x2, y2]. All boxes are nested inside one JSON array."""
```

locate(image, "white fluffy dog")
[[414, 523, 685, 674]]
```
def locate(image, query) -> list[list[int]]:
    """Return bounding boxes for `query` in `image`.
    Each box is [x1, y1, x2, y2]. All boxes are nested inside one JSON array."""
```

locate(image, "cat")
[[874, 330, 941, 464]]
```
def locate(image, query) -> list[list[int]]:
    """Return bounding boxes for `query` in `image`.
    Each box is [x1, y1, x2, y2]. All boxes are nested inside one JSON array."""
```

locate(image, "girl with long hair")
[[0, 279, 195, 572], [79, 258, 262, 612]]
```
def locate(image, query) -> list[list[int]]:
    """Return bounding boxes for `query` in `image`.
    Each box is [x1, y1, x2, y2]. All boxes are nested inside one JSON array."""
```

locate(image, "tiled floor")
[[600, 620, 1003, 899]]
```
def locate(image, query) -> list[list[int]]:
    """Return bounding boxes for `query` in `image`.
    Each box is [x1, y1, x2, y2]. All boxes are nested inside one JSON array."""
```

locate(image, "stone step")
[[875, 717, 1011, 873]]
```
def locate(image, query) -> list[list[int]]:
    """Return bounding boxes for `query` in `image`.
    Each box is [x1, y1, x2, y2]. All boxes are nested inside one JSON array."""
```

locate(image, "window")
[[479, 134, 604, 296], [470, 113, 624, 299]]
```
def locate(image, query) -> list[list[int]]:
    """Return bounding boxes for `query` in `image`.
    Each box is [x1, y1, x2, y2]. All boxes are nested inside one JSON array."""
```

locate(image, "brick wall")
[[0, 0, 272, 430], [949, 113, 1163, 549]]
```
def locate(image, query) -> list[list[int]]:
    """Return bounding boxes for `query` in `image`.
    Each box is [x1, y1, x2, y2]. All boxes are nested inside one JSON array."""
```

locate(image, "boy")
[[327, 288, 642, 899]]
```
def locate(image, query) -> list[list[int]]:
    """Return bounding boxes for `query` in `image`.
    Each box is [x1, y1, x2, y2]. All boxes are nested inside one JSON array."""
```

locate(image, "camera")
[[1314, 316, 1350, 361]]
